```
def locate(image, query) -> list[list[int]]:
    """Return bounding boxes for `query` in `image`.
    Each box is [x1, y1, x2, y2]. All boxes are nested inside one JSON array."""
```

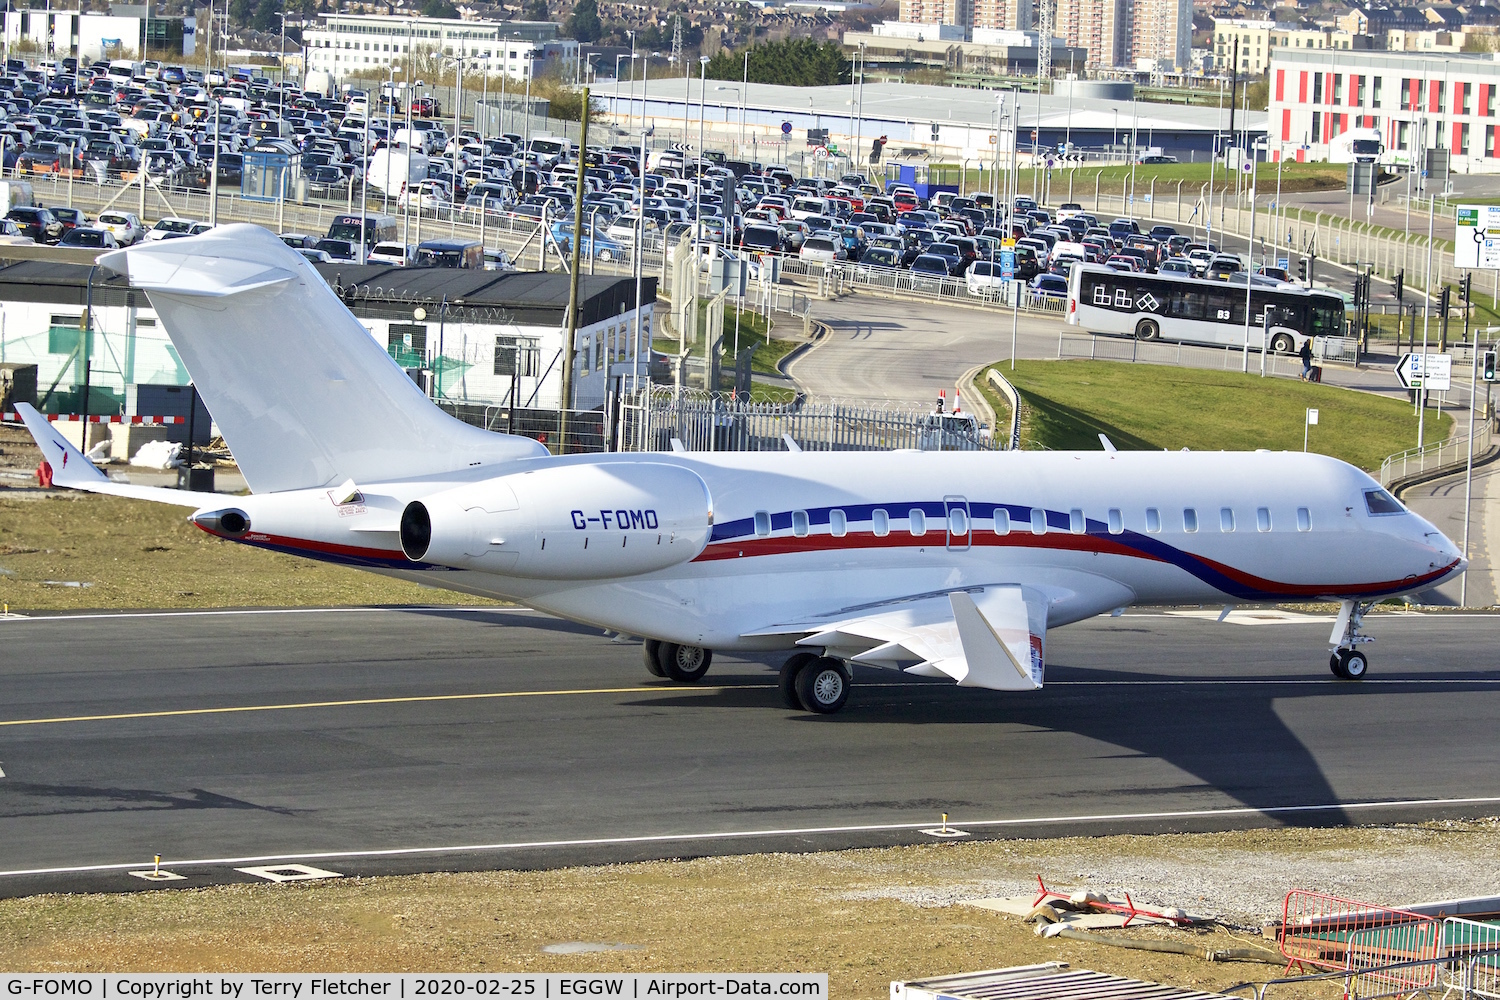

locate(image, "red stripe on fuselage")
[[197, 524, 405, 562]]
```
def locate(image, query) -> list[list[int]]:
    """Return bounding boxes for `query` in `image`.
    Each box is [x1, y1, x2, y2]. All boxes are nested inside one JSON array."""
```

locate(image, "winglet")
[[948, 587, 1045, 691], [1099, 433, 1117, 452], [14, 403, 109, 488]]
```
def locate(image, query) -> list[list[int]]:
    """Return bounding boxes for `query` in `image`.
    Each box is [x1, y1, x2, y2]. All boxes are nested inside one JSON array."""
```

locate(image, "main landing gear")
[[1329, 600, 1375, 680], [641, 641, 853, 714], [643, 639, 713, 683]]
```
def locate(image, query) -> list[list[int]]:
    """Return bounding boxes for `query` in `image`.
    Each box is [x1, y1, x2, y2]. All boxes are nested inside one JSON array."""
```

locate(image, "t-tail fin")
[[97, 224, 547, 494]]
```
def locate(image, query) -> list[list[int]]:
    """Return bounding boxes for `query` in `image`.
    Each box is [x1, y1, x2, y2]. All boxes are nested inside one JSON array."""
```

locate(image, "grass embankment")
[[979, 360, 1445, 471], [934, 161, 1347, 198], [654, 303, 801, 402], [0, 490, 499, 613]]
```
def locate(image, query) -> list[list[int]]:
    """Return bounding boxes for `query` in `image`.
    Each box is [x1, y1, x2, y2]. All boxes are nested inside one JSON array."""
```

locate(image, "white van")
[[789, 195, 831, 222]]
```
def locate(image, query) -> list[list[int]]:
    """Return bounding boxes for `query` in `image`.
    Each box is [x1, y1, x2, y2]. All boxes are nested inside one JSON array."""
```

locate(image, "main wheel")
[[795, 656, 851, 714], [1330, 651, 1348, 678], [779, 651, 818, 710], [1136, 318, 1160, 340], [1271, 332, 1295, 354], [1341, 649, 1369, 680], [643, 639, 665, 678], [658, 642, 712, 683]]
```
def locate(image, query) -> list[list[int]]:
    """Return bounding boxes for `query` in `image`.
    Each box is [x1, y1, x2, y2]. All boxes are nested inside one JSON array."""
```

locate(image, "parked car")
[[966, 259, 1008, 298], [1030, 273, 1069, 299], [0, 218, 35, 246], [146, 216, 206, 241], [6, 205, 62, 243], [799, 235, 843, 266], [97, 210, 145, 246], [57, 226, 118, 248], [368, 241, 413, 266], [909, 253, 951, 291]]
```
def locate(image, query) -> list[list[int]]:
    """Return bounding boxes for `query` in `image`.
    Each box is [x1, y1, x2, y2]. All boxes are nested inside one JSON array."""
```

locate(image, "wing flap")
[[750, 585, 1047, 692]]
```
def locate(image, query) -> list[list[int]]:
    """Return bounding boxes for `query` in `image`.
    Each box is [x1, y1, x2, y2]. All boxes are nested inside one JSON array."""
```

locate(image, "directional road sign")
[[1396, 352, 1453, 391]]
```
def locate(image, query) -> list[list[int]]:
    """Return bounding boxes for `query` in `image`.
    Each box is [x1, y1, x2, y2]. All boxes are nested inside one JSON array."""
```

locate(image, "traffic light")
[[1394, 269, 1404, 303], [1297, 257, 1308, 283], [1440, 285, 1452, 317], [1462, 272, 1473, 303], [1485, 349, 1498, 382]]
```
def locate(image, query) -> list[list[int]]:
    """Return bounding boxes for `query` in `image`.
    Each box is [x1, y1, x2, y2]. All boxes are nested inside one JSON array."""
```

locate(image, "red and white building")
[[1268, 48, 1500, 172]]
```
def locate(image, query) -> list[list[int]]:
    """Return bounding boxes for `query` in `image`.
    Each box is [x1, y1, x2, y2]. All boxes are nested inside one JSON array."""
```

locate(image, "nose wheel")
[[1328, 600, 1375, 681]]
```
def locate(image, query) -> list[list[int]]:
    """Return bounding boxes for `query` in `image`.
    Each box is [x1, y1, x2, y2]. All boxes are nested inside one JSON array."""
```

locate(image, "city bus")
[[1066, 263, 1346, 354]]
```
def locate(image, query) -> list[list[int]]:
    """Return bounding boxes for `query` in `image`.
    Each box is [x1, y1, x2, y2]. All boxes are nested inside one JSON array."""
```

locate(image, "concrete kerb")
[[956, 362, 996, 439], [777, 319, 831, 386]]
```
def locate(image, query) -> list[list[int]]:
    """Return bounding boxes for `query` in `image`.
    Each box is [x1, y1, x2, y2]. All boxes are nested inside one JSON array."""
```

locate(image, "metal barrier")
[[1379, 418, 1496, 487], [1229, 945, 1500, 1000], [1057, 332, 1356, 372], [616, 385, 997, 454], [1443, 919, 1500, 999], [1279, 890, 1442, 980], [1345, 918, 1445, 998], [439, 400, 605, 454]]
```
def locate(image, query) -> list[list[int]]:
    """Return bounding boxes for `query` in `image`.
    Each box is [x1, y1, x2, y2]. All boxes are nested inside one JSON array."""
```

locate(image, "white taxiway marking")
[[236, 864, 342, 883], [4, 795, 1500, 880]]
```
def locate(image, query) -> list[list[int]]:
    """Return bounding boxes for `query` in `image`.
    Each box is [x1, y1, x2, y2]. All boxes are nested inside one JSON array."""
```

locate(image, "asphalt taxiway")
[[3, 606, 1499, 898]]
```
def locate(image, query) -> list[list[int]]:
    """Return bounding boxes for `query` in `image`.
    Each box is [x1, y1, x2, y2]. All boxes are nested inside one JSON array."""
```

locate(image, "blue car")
[[549, 220, 627, 262]]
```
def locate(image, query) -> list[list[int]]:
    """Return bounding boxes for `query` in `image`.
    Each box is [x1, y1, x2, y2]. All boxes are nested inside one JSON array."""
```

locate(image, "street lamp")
[[716, 85, 742, 146]]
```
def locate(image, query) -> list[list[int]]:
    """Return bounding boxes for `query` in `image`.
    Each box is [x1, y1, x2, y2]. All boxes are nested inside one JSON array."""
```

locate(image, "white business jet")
[[16, 226, 1465, 714]]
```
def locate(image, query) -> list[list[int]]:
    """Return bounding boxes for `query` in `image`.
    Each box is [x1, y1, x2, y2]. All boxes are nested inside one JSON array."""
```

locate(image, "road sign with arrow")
[[1396, 352, 1453, 391]]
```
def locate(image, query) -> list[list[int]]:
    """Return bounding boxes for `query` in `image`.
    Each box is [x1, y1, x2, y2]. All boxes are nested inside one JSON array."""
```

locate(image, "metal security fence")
[[616, 386, 997, 453], [1279, 891, 1443, 979], [1057, 331, 1358, 372], [439, 400, 605, 454], [1443, 919, 1500, 999], [1379, 418, 1496, 488]]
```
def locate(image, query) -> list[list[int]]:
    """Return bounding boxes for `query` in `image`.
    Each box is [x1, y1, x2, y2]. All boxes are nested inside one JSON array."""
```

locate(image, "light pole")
[[716, 85, 740, 147], [627, 29, 637, 129], [695, 54, 708, 255], [208, 97, 220, 226]]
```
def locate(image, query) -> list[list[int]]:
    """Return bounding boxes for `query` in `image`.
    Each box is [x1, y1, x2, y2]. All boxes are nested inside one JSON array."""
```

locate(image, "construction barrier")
[[1, 413, 187, 424], [1279, 890, 1441, 979], [1443, 918, 1500, 999]]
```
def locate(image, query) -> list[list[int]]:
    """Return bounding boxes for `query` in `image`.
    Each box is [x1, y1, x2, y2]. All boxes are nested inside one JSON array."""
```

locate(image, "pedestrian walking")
[[1299, 338, 1313, 380]]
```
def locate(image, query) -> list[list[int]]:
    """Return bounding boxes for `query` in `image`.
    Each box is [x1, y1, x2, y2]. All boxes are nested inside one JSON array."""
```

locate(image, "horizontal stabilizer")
[[14, 403, 219, 507], [96, 225, 548, 495]]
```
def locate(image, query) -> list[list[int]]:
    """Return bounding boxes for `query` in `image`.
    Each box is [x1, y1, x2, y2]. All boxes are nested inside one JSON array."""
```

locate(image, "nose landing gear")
[[1329, 600, 1375, 680]]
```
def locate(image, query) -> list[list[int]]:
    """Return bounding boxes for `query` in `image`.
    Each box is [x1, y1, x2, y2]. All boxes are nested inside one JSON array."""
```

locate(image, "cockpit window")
[[1364, 489, 1404, 515]]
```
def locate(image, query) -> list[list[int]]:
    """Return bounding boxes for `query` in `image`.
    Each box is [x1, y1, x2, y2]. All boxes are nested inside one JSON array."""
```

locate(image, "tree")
[[704, 38, 849, 87], [420, 0, 457, 16], [229, 0, 253, 26], [522, 0, 549, 20], [565, 0, 601, 42], [251, 0, 281, 33]]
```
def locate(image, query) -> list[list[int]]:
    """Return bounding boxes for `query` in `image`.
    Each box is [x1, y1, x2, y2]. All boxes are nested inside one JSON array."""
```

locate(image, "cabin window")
[[1220, 507, 1235, 532], [753, 510, 771, 537], [1069, 508, 1085, 534], [1183, 508, 1199, 532], [792, 510, 809, 537], [994, 509, 1011, 535], [1297, 507, 1312, 532], [1145, 507, 1161, 533], [1030, 508, 1048, 535], [1257, 507, 1272, 532], [1108, 508, 1124, 534], [872, 508, 890, 536], [909, 509, 927, 536], [948, 508, 969, 535], [829, 509, 848, 537]]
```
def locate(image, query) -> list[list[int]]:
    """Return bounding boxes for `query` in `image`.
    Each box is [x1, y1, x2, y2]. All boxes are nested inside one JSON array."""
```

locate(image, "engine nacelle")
[[400, 461, 713, 580]]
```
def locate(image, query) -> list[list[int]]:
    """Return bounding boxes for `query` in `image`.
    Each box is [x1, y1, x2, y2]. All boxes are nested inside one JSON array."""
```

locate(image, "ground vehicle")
[[97, 210, 144, 245], [1056, 202, 1084, 222], [1067, 263, 1345, 354], [1139, 154, 1177, 164], [799, 235, 843, 265], [147, 217, 206, 241], [966, 259, 1009, 298], [415, 238, 484, 268], [279, 233, 318, 250], [1031, 273, 1068, 299], [739, 223, 783, 254], [326, 213, 398, 259], [1329, 127, 1384, 164], [368, 241, 413, 266], [909, 253, 951, 290], [314, 238, 359, 261], [7, 205, 62, 242], [1205, 254, 1243, 281], [1160, 257, 1195, 276], [58, 227, 118, 248], [0, 218, 34, 245]]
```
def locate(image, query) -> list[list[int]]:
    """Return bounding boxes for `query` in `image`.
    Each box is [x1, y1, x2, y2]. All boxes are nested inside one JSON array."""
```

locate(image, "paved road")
[[2, 607, 1499, 897], [1403, 457, 1500, 607]]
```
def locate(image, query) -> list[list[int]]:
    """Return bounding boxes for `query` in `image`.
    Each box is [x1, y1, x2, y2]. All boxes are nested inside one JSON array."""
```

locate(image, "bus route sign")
[[1456, 205, 1500, 269]]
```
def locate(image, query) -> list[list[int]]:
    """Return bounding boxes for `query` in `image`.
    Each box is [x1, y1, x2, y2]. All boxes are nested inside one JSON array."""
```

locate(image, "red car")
[[410, 96, 441, 118]]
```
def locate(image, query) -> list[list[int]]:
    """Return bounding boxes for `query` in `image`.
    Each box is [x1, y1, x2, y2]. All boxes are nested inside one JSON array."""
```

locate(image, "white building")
[[303, 15, 577, 83], [0, 9, 195, 61]]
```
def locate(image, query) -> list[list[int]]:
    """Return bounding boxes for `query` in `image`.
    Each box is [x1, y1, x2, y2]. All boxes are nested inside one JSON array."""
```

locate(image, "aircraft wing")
[[745, 585, 1047, 691], [15, 402, 220, 508]]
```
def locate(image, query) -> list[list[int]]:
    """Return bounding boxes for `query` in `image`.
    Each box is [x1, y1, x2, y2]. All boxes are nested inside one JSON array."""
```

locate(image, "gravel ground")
[[4, 822, 1500, 996]]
